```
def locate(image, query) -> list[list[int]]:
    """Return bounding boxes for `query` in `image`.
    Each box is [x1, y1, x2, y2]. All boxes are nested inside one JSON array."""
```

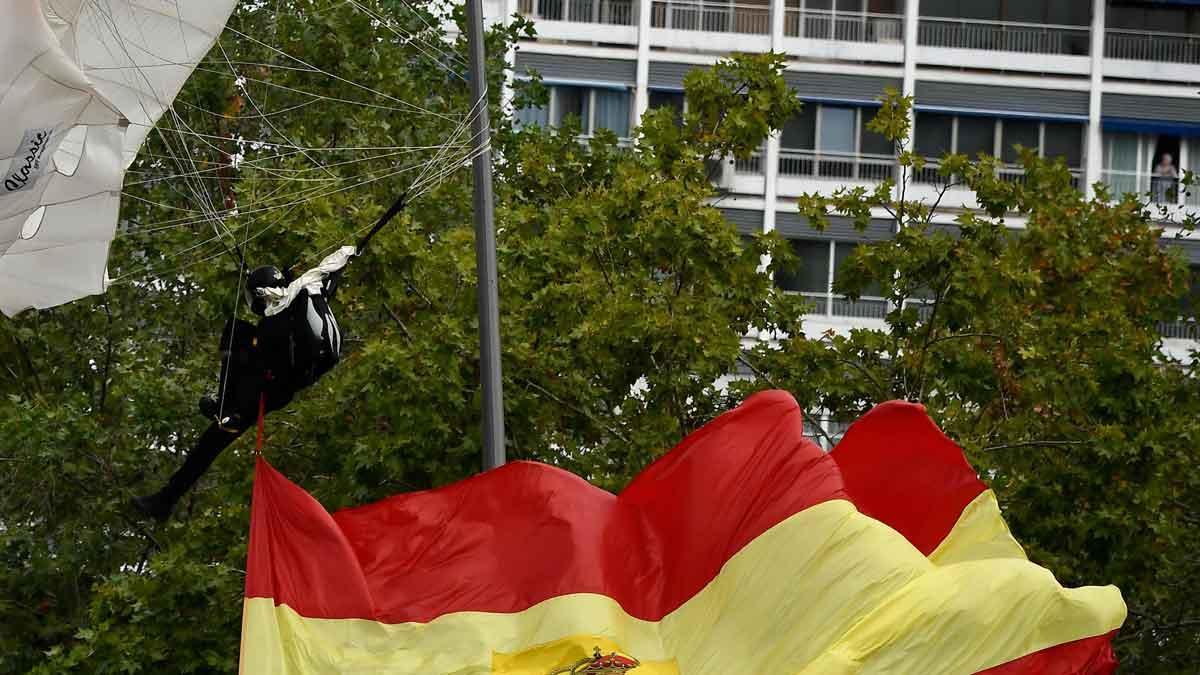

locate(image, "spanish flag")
[[240, 391, 1125, 674]]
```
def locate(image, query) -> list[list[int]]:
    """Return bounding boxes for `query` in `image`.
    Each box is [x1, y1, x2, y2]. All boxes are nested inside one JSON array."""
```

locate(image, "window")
[[859, 117, 893, 156], [1043, 122, 1083, 167], [515, 104, 549, 128], [519, 85, 633, 138], [649, 90, 685, 126], [820, 106, 857, 153], [1182, 265, 1200, 319], [782, 105, 817, 151], [956, 116, 995, 158], [924, 0, 1087, 25], [1109, 2, 1200, 35], [775, 239, 830, 293], [594, 89, 631, 137], [915, 113, 953, 157], [1001, 119, 1040, 163], [834, 242, 882, 296], [553, 86, 587, 128]]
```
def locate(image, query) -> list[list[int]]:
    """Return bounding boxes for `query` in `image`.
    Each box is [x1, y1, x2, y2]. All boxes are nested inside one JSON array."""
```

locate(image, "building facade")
[[486, 0, 1200, 359]]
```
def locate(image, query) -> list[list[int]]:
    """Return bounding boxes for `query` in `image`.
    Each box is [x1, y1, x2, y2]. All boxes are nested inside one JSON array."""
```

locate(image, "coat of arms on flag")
[[239, 390, 1125, 674]]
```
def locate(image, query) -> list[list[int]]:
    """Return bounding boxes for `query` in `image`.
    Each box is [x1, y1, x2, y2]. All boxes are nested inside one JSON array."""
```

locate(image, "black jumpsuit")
[[150, 282, 342, 509]]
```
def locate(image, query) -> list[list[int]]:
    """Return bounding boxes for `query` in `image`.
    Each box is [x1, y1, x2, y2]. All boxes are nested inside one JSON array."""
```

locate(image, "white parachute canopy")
[[0, 0, 238, 317]]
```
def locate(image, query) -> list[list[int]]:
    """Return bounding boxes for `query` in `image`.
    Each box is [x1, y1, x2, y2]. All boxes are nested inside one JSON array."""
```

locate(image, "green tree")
[[0, 4, 800, 671], [738, 90, 1200, 671]]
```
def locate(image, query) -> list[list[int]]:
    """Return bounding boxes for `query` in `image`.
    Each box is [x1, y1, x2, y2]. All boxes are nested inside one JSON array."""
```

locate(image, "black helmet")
[[245, 265, 286, 315]]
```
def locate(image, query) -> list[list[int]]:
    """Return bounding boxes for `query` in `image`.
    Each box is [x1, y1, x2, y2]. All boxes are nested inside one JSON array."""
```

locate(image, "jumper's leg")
[[131, 421, 247, 521]]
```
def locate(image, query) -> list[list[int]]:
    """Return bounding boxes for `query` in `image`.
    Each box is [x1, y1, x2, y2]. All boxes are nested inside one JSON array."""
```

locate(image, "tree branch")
[[381, 303, 412, 342], [982, 440, 1083, 452], [735, 353, 836, 447], [519, 377, 631, 444]]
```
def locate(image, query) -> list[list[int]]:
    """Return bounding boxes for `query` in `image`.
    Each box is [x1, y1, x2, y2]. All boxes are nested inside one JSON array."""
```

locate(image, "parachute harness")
[[254, 392, 268, 456]]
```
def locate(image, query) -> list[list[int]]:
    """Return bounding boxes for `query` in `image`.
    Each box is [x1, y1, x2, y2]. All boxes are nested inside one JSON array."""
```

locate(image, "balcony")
[[800, 292, 889, 320], [649, 0, 772, 51], [1101, 170, 1199, 208], [784, 9, 903, 42], [517, 0, 638, 43], [650, 0, 769, 33], [1104, 28, 1200, 81], [518, 0, 634, 24], [1159, 318, 1200, 341], [734, 152, 763, 175], [917, 17, 1091, 75], [1107, 28, 1200, 64], [781, 8, 905, 62], [779, 149, 895, 183]]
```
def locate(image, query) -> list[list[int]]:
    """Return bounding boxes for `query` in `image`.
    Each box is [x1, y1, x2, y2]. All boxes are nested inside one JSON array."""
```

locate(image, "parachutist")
[[131, 254, 349, 522]]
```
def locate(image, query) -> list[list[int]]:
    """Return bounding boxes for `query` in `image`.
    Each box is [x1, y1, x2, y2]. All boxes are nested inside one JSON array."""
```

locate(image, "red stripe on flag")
[[831, 401, 987, 555], [248, 391, 989, 624], [979, 631, 1119, 675]]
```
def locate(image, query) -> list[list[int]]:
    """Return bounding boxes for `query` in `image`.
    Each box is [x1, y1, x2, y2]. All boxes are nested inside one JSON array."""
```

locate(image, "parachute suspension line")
[[86, 0, 244, 266], [94, 0, 486, 286], [303, 102, 491, 265], [110, 156, 444, 284], [215, 39, 337, 181], [217, 190, 256, 424], [221, 24, 461, 122], [343, 0, 468, 82]]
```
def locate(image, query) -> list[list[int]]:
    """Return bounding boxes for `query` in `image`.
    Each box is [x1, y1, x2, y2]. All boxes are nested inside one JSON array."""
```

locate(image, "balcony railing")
[[734, 152, 763, 175], [1101, 169, 1192, 206], [1159, 318, 1200, 341], [650, 0, 770, 35], [918, 17, 1090, 56], [783, 9, 903, 43], [1106, 28, 1200, 64], [779, 149, 895, 182], [913, 160, 1083, 191], [518, 0, 635, 25], [997, 164, 1083, 191], [800, 292, 889, 320]]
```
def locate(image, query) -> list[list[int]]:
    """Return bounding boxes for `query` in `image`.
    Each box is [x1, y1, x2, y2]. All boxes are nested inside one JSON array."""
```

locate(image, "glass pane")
[[775, 239, 830, 293], [956, 116, 995, 158], [781, 105, 817, 150], [859, 110, 893, 156], [1001, 119, 1040, 163], [836, 0, 862, 11], [820, 106, 857, 154], [593, 89, 631, 137], [834, 242, 882, 296], [915, 113, 953, 158], [1183, 265, 1200, 318], [1145, 8, 1182, 34], [1043, 122, 1083, 167], [1105, 133, 1138, 172], [919, 0, 955, 17], [868, 0, 901, 12], [962, 0, 1000, 21], [1106, 7, 1143, 31], [1046, 0, 1089, 26], [515, 104, 549, 129], [807, 0, 833, 9], [1004, 0, 1042, 23], [552, 86, 587, 128], [648, 90, 684, 126]]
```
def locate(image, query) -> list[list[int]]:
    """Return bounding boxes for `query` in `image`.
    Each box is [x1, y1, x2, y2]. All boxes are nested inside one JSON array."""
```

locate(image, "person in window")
[[1153, 153, 1179, 204]]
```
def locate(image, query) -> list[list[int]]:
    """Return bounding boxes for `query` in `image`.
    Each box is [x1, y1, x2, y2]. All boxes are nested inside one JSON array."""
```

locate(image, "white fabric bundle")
[[258, 246, 357, 316]]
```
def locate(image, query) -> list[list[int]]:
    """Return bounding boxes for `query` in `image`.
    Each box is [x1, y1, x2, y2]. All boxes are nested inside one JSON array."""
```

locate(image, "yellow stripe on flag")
[[240, 492, 1124, 675]]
